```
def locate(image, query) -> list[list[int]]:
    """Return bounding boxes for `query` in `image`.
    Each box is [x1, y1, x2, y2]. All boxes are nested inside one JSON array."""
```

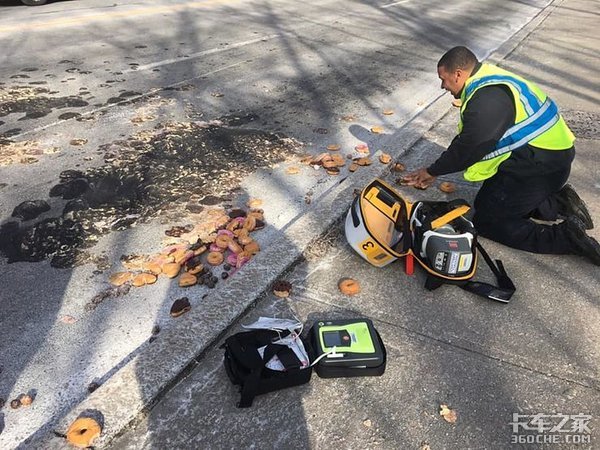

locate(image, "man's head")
[[437, 46, 479, 98]]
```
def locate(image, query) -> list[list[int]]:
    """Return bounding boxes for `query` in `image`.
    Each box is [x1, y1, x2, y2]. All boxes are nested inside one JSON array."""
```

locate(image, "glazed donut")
[[322, 158, 337, 169], [379, 153, 392, 164], [248, 209, 264, 221], [243, 216, 257, 232], [338, 278, 361, 296], [391, 162, 405, 172], [238, 235, 254, 246], [162, 262, 181, 279], [215, 234, 231, 249], [207, 251, 224, 266], [132, 272, 157, 287], [66, 417, 102, 449], [179, 272, 197, 287], [109, 272, 133, 287], [234, 227, 249, 238], [244, 241, 260, 255], [439, 181, 456, 193], [142, 261, 162, 275], [227, 240, 243, 254], [19, 394, 33, 406], [227, 216, 245, 232]]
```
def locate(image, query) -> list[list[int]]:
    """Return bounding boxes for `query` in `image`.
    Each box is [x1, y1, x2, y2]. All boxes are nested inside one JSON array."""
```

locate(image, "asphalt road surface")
[[0, 0, 555, 447]]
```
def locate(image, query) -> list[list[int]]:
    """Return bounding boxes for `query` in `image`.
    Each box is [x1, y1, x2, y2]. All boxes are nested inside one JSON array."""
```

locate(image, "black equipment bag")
[[345, 179, 516, 303], [222, 329, 312, 408], [411, 199, 516, 303]]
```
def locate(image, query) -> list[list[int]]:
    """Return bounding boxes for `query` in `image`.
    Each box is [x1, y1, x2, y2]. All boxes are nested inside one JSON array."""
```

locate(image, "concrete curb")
[[25, 2, 560, 448]]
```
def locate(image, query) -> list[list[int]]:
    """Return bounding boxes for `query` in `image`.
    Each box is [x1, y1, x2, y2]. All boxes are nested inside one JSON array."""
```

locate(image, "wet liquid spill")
[[0, 85, 89, 121], [0, 117, 302, 268]]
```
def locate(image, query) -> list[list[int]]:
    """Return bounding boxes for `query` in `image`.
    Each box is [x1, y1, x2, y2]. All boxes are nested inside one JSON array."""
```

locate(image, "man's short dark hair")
[[438, 46, 479, 71]]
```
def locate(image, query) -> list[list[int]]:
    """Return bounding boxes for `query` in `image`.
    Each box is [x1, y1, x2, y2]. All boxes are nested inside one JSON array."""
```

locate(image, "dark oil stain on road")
[[105, 91, 142, 105], [0, 117, 302, 268], [58, 112, 82, 120], [0, 85, 89, 121]]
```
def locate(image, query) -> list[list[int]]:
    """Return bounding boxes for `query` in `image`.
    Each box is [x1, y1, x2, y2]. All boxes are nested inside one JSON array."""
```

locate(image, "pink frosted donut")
[[236, 254, 250, 269], [210, 243, 225, 253], [226, 253, 238, 266]]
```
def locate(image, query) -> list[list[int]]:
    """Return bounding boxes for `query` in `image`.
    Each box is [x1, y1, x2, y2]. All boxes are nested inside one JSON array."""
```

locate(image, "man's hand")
[[402, 168, 436, 189]]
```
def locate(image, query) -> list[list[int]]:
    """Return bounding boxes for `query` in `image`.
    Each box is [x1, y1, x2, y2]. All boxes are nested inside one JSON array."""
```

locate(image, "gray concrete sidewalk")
[[107, 0, 600, 448], [23, 0, 600, 447]]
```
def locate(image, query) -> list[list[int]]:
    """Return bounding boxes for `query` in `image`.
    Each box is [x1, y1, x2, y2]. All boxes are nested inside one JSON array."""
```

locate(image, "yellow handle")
[[430, 205, 470, 229]]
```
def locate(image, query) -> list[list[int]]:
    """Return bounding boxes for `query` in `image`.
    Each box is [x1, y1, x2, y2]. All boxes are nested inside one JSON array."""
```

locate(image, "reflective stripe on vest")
[[485, 97, 559, 160], [464, 74, 560, 161], [459, 64, 574, 182]]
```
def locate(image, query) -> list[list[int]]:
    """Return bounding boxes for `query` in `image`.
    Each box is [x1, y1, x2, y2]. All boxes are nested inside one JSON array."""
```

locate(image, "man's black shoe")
[[564, 216, 600, 266], [556, 184, 594, 230]]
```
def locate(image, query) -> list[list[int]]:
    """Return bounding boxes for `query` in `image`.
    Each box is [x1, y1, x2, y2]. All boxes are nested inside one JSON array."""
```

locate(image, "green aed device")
[[311, 318, 386, 378]]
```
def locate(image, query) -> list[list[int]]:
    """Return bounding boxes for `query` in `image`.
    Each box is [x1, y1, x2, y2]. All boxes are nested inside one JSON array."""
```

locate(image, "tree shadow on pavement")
[[3, 0, 598, 447]]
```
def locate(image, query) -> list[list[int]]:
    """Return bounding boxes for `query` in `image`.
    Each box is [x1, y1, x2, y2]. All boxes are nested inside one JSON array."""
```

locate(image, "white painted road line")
[[381, 0, 411, 8], [123, 34, 281, 74]]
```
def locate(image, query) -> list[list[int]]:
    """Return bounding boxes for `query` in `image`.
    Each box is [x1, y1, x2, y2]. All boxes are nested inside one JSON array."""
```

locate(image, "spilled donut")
[[66, 417, 102, 449], [132, 272, 157, 287], [439, 181, 456, 193], [243, 216, 257, 232], [207, 252, 224, 266], [338, 278, 361, 296], [109, 272, 133, 287], [179, 272, 197, 287], [215, 234, 231, 249]]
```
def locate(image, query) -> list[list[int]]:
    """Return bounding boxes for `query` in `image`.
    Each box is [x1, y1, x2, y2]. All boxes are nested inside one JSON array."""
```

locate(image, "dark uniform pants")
[[473, 166, 572, 254]]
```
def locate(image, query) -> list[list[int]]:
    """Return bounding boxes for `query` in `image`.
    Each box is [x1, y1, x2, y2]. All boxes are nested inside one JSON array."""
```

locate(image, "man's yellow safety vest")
[[458, 63, 575, 181]]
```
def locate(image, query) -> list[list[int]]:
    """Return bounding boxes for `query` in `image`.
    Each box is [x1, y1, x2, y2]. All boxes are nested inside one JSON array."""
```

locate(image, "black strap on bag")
[[424, 241, 516, 303], [222, 330, 311, 408], [461, 242, 516, 303]]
